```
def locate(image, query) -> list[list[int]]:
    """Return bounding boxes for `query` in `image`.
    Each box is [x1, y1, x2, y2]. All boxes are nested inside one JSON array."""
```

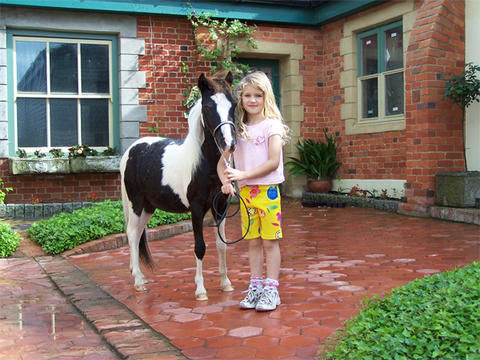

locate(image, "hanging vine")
[[182, 8, 258, 110]]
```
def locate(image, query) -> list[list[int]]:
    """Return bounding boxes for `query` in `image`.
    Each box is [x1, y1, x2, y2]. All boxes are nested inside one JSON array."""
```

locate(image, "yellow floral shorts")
[[239, 185, 283, 240]]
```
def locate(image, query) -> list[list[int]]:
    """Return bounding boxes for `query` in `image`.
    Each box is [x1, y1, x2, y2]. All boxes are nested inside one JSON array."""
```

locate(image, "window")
[[11, 34, 116, 153], [357, 21, 404, 123]]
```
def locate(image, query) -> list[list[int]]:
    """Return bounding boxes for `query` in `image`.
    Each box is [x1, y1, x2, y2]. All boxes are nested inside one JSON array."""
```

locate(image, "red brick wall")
[[400, 0, 465, 214], [0, 159, 121, 204], [1, 1, 465, 212], [137, 16, 209, 138], [311, 17, 408, 181]]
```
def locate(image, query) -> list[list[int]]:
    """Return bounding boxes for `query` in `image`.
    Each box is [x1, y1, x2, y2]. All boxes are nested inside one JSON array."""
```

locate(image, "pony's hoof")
[[196, 293, 208, 301], [222, 284, 234, 292], [135, 284, 147, 291]]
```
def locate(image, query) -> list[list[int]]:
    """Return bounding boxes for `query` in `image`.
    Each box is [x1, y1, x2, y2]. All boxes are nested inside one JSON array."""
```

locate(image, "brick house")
[[0, 0, 478, 217]]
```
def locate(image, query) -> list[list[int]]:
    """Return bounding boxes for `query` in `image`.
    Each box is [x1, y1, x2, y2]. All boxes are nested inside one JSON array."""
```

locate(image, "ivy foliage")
[[27, 200, 191, 255], [0, 222, 21, 258], [188, 9, 257, 75], [327, 262, 480, 359], [182, 8, 258, 110], [0, 178, 13, 204]]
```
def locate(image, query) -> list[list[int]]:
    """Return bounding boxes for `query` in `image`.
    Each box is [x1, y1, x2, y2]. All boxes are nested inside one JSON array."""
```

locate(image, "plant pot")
[[436, 171, 480, 208], [70, 156, 120, 173], [307, 179, 332, 193], [9, 157, 70, 175]]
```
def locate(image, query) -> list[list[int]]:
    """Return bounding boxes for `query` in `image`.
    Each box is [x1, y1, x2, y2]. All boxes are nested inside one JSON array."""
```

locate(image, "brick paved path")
[[1, 199, 480, 359]]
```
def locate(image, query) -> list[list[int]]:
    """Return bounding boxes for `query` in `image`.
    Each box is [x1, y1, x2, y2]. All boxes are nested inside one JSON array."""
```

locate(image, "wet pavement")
[[1, 199, 480, 359]]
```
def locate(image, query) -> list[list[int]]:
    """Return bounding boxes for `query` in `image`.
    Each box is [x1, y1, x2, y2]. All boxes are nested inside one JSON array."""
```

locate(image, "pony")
[[120, 72, 237, 300]]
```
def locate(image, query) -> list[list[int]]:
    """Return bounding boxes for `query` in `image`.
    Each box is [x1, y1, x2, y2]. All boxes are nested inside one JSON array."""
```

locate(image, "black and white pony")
[[120, 72, 236, 300]]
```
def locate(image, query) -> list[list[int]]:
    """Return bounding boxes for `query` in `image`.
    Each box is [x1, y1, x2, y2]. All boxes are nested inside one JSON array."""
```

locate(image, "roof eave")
[[0, 0, 385, 25]]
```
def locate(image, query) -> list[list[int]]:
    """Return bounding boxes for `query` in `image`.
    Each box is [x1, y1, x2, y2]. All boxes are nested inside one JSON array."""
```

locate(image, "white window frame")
[[356, 21, 404, 125], [12, 35, 114, 153]]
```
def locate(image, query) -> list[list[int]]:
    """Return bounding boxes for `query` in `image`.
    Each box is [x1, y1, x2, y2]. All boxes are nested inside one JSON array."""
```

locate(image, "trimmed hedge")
[[27, 200, 191, 255], [326, 262, 480, 359], [0, 222, 21, 257]]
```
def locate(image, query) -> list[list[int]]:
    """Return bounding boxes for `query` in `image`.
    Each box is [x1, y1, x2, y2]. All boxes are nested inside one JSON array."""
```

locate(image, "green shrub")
[[0, 222, 21, 258], [27, 200, 191, 255], [327, 262, 480, 359]]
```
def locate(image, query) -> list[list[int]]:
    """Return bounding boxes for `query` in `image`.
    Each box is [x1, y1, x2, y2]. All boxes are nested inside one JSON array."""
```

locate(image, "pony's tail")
[[139, 230, 154, 270]]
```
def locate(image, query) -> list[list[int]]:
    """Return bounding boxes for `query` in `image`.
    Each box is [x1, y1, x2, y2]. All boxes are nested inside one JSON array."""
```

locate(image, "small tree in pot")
[[445, 62, 480, 169], [285, 129, 341, 193], [437, 62, 480, 207]]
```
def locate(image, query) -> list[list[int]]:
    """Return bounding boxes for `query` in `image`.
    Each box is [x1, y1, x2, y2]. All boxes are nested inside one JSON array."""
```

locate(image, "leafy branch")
[[182, 8, 257, 110], [445, 62, 480, 109]]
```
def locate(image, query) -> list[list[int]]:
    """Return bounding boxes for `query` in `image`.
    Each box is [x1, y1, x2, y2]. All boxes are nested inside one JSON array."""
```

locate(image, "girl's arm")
[[224, 134, 282, 182]]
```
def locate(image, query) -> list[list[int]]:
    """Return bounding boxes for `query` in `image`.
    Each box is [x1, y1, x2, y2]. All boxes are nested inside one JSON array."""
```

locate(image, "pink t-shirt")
[[233, 118, 285, 188]]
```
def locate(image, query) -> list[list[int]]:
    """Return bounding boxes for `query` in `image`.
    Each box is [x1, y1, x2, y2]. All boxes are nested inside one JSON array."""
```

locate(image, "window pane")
[[16, 41, 47, 92], [51, 99, 78, 146], [81, 44, 109, 93], [17, 98, 47, 147], [50, 43, 78, 93], [81, 99, 108, 146], [361, 78, 378, 118], [385, 72, 404, 116], [385, 26, 403, 71], [361, 34, 378, 76]]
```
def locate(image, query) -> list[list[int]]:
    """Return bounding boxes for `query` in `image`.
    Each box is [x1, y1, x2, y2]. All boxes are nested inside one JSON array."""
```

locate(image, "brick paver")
[[1, 199, 479, 359], [69, 200, 479, 359]]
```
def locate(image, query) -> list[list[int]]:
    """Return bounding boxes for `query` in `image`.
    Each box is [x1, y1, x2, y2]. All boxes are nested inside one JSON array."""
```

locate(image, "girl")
[[218, 71, 289, 311]]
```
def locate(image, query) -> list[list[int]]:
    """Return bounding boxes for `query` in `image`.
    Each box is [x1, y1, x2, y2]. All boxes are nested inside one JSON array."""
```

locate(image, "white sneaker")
[[239, 285, 263, 309], [256, 285, 280, 312]]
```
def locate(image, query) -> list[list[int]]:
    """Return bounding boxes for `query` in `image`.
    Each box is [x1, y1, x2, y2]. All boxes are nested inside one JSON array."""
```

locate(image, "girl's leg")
[[256, 239, 281, 312], [263, 239, 281, 280], [249, 238, 264, 277], [240, 238, 264, 309]]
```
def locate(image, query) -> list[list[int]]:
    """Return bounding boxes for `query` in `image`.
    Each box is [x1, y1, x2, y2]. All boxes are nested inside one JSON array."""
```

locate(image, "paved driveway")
[[1, 199, 479, 359]]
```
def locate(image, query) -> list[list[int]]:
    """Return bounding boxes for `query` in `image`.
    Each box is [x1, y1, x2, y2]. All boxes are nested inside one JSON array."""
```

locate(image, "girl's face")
[[241, 84, 265, 119]]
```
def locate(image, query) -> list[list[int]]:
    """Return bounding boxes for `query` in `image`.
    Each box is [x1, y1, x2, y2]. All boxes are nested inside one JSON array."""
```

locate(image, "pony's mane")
[[186, 99, 204, 146]]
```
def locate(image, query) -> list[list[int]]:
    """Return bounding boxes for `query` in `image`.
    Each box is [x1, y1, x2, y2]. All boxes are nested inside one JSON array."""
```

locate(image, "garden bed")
[[302, 191, 400, 213]]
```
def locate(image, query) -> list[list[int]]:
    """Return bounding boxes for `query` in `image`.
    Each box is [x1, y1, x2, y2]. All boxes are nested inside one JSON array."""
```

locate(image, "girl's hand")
[[221, 182, 236, 196], [224, 167, 245, 182]]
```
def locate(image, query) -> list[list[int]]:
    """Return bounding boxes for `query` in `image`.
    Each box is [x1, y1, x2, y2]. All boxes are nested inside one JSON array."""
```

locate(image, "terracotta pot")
[[307, 179, 332, 193]]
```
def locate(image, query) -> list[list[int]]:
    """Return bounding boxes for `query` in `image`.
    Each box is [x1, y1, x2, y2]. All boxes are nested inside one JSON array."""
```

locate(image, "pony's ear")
[[198, 73, 211, 92], [225, 71, 233, 86]]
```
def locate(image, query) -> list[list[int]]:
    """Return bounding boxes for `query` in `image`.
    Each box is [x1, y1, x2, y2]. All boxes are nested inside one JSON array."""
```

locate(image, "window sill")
[[9, 156, 121, 175]]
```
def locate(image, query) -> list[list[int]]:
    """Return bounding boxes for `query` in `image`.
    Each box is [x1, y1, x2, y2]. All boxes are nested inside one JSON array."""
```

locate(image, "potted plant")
[[438, 62, 480, 208], [285, 129, 341, 193]]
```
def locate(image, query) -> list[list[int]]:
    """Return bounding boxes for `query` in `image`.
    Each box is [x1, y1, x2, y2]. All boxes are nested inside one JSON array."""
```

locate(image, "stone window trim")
[[340, 0, 416, 135], [236, 39, 305, 197]]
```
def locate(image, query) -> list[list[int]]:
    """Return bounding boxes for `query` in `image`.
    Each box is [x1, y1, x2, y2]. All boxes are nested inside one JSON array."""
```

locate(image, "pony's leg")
[[215, 219, 233, 292], [191, 206, 208, 300], [195, 258, 207, 301], [127, 208, 152, 291]]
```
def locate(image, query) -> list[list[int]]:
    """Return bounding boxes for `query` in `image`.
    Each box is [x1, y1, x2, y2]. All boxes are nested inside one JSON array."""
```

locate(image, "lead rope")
[[211, 144, 250, 245], [212, 182, 251, 245], [210, 121, 251, 244]]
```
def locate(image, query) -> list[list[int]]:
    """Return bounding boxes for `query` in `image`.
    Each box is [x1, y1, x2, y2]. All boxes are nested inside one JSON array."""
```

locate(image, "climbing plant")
[[0, 178, 12, 205], [182, 9, 258, 109]]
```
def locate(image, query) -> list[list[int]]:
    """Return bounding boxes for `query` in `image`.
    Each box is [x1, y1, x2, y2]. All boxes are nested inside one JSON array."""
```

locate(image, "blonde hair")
[[235, 71, 290, 144]]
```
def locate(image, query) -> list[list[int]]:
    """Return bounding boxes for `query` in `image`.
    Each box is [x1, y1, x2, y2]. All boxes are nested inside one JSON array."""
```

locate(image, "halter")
[[211, 120, 236, 169]]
